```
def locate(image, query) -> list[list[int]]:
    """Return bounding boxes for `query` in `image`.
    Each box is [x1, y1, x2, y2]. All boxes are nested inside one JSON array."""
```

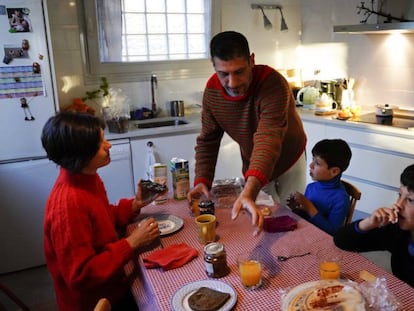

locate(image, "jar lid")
[[204, 242, 224, 255], [199, 200, 214, 207]]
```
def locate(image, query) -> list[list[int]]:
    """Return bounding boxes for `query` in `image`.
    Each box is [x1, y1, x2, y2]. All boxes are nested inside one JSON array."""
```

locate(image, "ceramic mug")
[[195, 214, 216, 244]]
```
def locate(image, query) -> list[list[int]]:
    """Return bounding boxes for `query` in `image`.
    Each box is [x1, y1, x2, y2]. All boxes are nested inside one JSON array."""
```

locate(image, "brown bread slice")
[[188, 287, 231, 311]]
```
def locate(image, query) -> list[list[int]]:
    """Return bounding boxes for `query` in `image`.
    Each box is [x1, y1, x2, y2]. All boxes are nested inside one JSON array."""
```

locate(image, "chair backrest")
[[341, 180, 362, 224], [94, 298, 111, 311]]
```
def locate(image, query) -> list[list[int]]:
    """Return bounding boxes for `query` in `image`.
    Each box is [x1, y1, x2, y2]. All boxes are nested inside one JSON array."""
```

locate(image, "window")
[[79, 0, 221, 83]]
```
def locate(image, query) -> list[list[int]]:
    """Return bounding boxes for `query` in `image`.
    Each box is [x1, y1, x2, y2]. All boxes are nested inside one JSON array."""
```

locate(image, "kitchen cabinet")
[[99, 139, 135, 204], [302, 118, 414, 215], [130, 132, 243, 194]]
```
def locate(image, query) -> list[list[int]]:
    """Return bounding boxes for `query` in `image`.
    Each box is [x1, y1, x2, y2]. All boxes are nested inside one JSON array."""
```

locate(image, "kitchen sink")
[[133, 119, 188, 129]]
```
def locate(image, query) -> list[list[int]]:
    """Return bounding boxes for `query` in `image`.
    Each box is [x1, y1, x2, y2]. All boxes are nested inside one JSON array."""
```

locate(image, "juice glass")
[[237, 252, 262, 289], [319, 260, 340, 280]]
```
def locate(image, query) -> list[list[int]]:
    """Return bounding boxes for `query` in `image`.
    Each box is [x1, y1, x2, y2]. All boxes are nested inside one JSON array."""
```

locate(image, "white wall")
[[300, 0, 414, 111], [46, 0, 301, 112], [46, 0, 414, 112]]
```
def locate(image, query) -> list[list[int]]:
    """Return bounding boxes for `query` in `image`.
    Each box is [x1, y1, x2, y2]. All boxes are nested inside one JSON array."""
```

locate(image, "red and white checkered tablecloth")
[[125, 200, 414, 311]]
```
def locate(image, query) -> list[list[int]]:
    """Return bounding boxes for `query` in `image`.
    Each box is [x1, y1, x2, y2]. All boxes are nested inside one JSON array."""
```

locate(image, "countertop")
[[298, 108, 414, 139], [105, 107, 414, 142]]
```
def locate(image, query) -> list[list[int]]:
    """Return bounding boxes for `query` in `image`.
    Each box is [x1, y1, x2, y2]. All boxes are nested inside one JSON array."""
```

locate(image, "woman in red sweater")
[[41, 111, 163, 311]]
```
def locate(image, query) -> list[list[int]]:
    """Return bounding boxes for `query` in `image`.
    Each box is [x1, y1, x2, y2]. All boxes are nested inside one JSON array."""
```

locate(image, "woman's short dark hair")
[[41, 111, 104, 173], [312, 139, 352, 172], [210, 31, 250, 61], [401, 164, 414, 193]]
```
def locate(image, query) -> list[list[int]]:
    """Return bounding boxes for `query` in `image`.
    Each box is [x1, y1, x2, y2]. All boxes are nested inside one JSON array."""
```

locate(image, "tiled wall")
[[46, 0, 414, 113]]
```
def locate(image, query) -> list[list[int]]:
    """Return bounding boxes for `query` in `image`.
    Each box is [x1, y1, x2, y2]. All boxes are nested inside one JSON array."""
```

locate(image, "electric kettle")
[[296, 86, 320, 108]]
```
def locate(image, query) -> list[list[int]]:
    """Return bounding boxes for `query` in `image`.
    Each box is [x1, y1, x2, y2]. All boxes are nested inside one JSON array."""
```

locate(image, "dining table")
[[125, 199, 414, 311]]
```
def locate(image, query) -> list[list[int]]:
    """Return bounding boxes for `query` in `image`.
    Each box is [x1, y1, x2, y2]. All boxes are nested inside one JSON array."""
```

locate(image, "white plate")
[[151, 214, 184, 236], [171, 280, 237, 311], [282, 280, 365, 311]]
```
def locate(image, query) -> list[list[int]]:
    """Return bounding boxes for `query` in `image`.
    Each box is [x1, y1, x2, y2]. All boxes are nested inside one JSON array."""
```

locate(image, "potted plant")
[[83, 77, 131, 133]]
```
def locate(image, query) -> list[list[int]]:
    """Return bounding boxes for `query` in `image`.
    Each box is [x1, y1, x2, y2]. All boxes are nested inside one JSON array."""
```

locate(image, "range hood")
[[334, 22, 414, 34]]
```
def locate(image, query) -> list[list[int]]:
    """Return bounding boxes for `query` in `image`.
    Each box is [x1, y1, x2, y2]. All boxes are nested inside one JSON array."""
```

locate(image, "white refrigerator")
[[0, 0, 58, 273]]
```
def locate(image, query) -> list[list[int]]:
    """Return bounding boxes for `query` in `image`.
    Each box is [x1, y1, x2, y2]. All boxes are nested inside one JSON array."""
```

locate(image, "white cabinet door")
[[302, 121, 326, 184], [99, 140, 135, 204], [131, 133, 199, 190], [131, 132, 243, 193]]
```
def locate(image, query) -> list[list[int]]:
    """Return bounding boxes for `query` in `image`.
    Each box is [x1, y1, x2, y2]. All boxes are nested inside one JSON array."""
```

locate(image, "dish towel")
[[143, 243, 198, 270], [263, 215, 298, 233]]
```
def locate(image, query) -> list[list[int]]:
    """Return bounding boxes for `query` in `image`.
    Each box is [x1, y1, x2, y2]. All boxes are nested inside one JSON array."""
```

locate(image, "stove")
[[354, 112, 414, 129]]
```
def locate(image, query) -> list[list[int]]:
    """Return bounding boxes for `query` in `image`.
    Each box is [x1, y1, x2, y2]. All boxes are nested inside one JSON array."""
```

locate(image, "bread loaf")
[[188, 287, 230, 311]]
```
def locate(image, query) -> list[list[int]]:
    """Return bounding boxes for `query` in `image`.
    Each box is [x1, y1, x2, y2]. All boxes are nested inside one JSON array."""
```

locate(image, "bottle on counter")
[[151, 163, 168, 205]]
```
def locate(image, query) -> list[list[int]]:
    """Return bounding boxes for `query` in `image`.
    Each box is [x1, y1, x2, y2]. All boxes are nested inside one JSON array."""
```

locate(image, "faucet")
[[151, 74, 158, 116]]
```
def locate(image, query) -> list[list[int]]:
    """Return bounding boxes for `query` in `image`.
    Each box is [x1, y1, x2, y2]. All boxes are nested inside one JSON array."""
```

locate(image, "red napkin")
[[143, 243, 198, 270], [263, 215, 297, 233]]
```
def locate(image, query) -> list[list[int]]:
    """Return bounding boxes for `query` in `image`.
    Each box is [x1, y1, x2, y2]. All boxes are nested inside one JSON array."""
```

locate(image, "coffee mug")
[[195, 214, 216, 244]]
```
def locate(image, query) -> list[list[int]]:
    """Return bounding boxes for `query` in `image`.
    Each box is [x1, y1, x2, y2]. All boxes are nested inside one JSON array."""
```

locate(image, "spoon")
[[277, 252, 311, 261]]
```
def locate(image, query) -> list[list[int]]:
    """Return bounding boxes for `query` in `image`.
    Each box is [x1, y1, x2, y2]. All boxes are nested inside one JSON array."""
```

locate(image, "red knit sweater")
[[44, 168, 136, 311], [195, 65, 307, 188]]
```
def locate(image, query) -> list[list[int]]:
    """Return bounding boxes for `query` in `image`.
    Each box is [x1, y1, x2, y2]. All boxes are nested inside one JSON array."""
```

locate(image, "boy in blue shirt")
[[287, 139, 352, 234]]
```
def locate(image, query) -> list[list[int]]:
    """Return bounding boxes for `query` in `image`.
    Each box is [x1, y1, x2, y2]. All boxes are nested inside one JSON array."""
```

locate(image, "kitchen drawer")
[[345, 147, 413, 188], [349, 180, 397, 215], [325, 124, 414, 155]]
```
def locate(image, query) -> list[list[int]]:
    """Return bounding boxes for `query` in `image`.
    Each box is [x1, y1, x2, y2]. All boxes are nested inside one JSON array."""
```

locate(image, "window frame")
[[78, 0, 221, 84]]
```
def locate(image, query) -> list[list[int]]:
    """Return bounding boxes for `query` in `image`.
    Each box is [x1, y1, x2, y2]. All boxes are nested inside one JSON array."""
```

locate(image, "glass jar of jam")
[[204, 242, 229, 278], [199, 200, 215, 215]]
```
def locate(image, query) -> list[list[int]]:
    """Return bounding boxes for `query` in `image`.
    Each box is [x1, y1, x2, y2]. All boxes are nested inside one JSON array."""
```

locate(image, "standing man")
[[188, 31, 307, 235]]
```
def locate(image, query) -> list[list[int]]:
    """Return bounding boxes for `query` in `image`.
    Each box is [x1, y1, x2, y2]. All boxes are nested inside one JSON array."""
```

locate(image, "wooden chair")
[[341, 180, 362, 224], [94, 298, 111, 311]]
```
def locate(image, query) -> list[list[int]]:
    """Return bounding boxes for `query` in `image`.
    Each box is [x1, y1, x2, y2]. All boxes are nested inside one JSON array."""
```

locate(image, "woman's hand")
[[132, 179, 168, 213], [126, 217, 160, 249]]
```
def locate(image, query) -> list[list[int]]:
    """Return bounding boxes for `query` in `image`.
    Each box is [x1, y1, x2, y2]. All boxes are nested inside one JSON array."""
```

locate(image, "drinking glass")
[[237, 251, 262, 290]]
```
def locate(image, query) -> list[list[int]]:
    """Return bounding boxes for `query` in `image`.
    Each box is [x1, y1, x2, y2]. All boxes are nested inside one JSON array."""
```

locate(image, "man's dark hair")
[[312, 139, 352, 172], [41, 111, 104, 173], [401, 164, 414, 193], [210, 31, 250, 61]]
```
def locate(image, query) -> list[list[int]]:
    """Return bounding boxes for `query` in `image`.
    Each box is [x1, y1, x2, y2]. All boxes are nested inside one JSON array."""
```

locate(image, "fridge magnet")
[[20, 97, 35, 121], [22, 39, 29, 50], [32, 62, 40, 73], [7, 8, 32, 33], [3, 45, 29, 59], [0, 65, 44, 99], [0, 5, 6, 15], [2, 54, 12, 64]]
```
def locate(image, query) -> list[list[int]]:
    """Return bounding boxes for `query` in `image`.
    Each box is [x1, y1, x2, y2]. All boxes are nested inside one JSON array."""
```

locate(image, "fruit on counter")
[[337, 109, 352, 119]]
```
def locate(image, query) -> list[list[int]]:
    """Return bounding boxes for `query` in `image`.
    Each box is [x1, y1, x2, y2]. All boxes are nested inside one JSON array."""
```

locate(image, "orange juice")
[[319, 261, 340, 280], [239, 260, 262, 288]]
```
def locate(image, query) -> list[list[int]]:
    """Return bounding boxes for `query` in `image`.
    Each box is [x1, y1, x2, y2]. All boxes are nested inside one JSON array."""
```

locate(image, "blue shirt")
[[303, 175, 350, 234]]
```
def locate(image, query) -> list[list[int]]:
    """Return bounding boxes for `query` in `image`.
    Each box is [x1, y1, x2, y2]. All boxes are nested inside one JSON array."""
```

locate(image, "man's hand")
[[232, 195, 264, 236], [187, 183, 211, 203]]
